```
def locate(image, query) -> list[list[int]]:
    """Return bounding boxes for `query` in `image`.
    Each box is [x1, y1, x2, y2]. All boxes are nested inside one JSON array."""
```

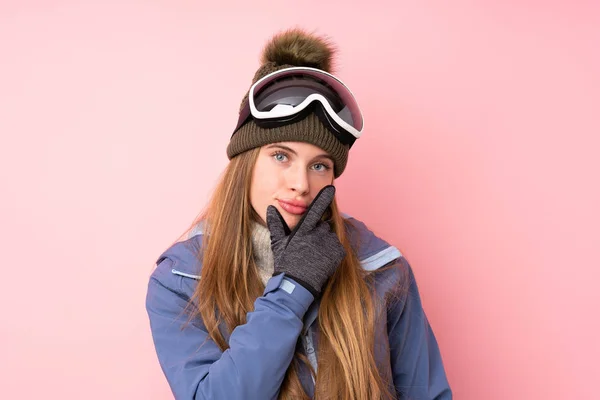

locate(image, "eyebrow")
[[266, 144, 335, 164]]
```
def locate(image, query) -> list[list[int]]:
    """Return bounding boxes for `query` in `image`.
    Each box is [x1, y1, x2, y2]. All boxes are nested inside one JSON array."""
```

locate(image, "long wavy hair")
[[184, 147, 394, 399]]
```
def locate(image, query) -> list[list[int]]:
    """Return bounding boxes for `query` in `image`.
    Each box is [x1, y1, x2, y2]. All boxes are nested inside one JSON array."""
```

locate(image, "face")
[[250, 141, 335, 230]]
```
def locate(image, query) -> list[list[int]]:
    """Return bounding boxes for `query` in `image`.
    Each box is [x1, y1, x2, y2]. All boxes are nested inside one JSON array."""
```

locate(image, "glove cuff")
[[274, 272, 321, 299]]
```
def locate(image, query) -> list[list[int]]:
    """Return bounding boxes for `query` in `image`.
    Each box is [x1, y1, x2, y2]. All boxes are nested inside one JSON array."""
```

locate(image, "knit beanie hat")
[[226, 29, 351, 177]]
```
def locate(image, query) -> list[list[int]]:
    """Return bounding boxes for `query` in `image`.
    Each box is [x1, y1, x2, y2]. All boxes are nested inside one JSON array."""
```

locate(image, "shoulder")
[[371, 257, 413, 299], [342, 213, 403, 272], [150, 233, 204, 288], [342, 213, 415, 297]]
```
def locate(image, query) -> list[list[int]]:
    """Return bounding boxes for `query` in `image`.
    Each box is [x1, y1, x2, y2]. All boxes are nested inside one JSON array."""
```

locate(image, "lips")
[[277, 199, 308, 215]]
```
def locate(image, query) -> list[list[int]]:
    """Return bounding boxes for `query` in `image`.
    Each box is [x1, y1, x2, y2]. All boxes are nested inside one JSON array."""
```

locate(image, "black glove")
[[266, 185, 346, 298]]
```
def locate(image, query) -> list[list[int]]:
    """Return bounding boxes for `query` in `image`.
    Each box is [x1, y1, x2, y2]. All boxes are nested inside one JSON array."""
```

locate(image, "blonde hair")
[[184, 147, 394, 399]]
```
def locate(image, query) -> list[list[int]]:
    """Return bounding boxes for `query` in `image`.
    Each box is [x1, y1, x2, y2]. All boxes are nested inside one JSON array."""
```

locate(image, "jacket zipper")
[[302, 329, 318, 385]]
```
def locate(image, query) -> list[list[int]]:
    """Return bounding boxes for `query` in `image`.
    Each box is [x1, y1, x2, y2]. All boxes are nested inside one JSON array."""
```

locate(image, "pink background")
[[1, 1, 598, 399]]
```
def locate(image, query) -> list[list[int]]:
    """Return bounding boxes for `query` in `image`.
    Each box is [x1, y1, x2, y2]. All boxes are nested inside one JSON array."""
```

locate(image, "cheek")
[[308, 174, 335, 196], [250, 159, 278, 219]]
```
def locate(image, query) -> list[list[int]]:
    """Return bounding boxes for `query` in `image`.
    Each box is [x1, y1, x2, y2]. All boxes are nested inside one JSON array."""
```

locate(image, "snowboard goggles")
[[232, 67, 364, 148]]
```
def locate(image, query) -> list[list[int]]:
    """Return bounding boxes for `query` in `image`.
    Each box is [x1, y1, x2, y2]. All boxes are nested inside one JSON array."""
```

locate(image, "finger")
[[296, 185, 336, 234], [266, 205, 290, 241]]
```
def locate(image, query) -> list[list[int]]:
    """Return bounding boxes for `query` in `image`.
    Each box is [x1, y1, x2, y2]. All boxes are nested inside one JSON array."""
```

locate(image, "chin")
[[284, 216, 301, 230]]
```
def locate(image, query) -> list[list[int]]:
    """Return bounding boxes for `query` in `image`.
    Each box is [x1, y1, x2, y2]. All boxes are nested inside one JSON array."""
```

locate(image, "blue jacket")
[[146, 215, 452, 399]]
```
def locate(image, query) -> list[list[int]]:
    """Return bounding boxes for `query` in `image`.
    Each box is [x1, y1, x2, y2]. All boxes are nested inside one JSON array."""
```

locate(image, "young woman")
[[146, 29, 452, 399]]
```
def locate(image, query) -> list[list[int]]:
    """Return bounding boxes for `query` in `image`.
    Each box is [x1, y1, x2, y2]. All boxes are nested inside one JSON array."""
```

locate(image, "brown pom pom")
[[260, 28, 336, 73]]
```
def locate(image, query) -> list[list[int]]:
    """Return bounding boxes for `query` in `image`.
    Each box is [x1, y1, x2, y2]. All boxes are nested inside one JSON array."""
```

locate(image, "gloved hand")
[[266, 185, 346, 298]]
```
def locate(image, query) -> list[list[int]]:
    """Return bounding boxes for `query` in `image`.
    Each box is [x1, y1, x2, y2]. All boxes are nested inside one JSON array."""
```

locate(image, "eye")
[[272, 151, 288, 163], [312, 163, 332, 172]]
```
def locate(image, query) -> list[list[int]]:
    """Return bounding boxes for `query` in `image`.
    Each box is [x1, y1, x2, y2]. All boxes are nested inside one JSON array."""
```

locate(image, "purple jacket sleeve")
[[145, 258, 314, 400], [387, 258, 452, 399]]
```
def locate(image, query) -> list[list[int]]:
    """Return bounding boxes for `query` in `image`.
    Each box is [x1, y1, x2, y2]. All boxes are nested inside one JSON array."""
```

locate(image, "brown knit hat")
[[226, 29, 351, 177]]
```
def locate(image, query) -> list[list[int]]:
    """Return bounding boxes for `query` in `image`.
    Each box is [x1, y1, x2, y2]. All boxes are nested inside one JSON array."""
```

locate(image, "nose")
[[286, 164, 309, 196]]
